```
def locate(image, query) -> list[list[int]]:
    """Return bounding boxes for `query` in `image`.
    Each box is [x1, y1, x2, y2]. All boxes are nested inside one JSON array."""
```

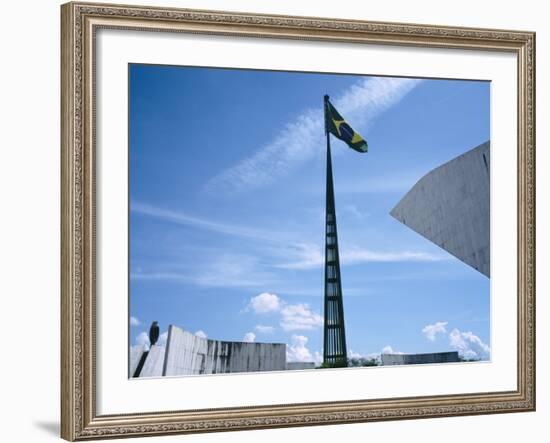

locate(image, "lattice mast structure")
[[322, 94, 348, 367]]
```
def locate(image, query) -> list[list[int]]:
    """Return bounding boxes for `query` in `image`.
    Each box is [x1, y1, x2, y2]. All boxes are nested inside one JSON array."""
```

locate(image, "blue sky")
[[129, 64, 490, 364]]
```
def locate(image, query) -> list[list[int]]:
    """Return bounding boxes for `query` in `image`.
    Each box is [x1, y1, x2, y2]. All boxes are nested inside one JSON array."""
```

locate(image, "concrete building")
[[390, 141, 490, 277], [131, 324, 287, 377], [381, 351, 460, 366]]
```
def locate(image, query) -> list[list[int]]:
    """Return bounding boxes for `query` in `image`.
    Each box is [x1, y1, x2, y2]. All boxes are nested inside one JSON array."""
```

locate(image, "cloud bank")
[[449, 328, 490, 360], [421, 321, 490, 360], [286, 335, 323, 363]]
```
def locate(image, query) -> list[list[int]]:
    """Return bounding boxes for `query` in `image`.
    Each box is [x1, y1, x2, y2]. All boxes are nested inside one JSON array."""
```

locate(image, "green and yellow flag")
[[325, 99, 368, 153]]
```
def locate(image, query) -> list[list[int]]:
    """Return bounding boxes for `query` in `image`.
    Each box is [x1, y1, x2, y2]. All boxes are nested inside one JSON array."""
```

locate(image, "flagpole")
[[323, 94, 330, 367], [324, 95, 332, 183], [323, 94, 348, 367]]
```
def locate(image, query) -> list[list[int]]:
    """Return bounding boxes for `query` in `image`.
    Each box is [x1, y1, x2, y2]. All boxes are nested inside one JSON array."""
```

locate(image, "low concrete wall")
[[129, 344, 145, 377], [162, 325, 287, 376], [139, 345, 166, 377], [286, 362, 316, 370], [381, 351, 459, 366]]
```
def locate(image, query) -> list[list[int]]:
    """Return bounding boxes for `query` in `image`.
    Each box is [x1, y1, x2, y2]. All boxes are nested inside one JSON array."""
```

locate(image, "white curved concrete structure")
[[390, 141, 490, 277]]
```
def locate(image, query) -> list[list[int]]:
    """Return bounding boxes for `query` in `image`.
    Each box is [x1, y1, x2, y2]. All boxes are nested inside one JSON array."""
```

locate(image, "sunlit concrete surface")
[[390, 141, 490, 277], [139, 345, 166, 377], [129, 344, 145, 377]]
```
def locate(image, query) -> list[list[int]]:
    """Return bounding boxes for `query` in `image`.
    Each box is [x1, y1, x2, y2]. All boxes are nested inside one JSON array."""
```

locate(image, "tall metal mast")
[[323, 95, 348, 367]]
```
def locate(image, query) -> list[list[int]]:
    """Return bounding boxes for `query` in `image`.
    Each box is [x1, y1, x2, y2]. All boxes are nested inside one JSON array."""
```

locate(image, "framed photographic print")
[[61, 1, 536, 440]]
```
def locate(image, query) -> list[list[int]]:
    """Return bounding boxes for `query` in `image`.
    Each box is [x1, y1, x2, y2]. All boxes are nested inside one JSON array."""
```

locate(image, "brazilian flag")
[[325, 99, 368, 153]]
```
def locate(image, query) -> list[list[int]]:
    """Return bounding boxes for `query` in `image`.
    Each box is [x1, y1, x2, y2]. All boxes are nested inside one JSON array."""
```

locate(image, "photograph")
[[128, 64, 491, 378], [58, 2, 536, 439]]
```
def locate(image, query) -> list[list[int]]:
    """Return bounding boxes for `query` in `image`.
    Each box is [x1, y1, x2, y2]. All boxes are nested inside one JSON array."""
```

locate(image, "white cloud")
[[313, 351, 323, 364], [130, 316, 141, 326], [348, 349, 382, 364], [343, 248, 446, 265], [246, 292, 323, 332], [132, 201, 270, 242], [255, 325, 275, 334], [247, 292, 282, 314], [280, 303, 323, 331], [349, 349, 380, 360], [243, 332, 256, 343], [422, 321, 448, 341], [132, 254, 275, 289], [135, 330, 169, 350], [135, 331, 150, 351], [194, 254, 275, 288], [206, 77, 421, 193], [157, 331, 168, 347], [286, 335, 319, 363], [382, 345, 404, 355], [275, 243, 323, 270], [130, 201, 446, 287], [194, 330, 207, 339], [278, 243, 447, 270], [206, 108, 322, 194], [343, 204, 368, 219], [336, 77, 421, 121], [449, 328, 490, 360]]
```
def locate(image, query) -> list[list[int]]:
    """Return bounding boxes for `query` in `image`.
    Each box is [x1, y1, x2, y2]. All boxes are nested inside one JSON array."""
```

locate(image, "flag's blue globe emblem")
[[326, 99, 368, 152], [338, 122, 354, 143]]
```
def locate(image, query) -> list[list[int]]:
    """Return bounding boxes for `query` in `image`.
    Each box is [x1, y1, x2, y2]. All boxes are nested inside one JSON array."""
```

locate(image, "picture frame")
[[61, 1, 536, 440]]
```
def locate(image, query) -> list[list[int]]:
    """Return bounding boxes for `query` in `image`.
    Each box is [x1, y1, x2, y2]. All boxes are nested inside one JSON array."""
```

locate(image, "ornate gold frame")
[[61, 2, 536, 440]]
